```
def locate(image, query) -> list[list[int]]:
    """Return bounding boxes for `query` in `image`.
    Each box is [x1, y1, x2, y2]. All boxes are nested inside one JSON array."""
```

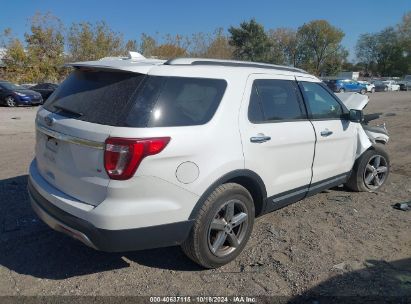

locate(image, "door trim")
[[263, 171, 350, 213]]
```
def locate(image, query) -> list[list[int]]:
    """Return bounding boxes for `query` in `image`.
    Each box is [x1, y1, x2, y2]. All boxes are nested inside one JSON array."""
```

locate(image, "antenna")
[[128, 51, 146, 60]]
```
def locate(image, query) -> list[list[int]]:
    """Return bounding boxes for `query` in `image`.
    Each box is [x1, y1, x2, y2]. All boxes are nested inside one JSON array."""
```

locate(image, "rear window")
[[44, 69, 145, 125], [44, 69, 227, 127]]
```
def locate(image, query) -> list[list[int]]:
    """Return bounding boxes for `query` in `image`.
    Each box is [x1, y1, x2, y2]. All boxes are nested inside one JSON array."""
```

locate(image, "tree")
[[24, 12, 65, 82], [297, 20, 345, 75], [67, 21, 130, 62], [139, 33, 157, 57], [375, 27, 405, 76], [152, 43, 187, 59], [1, 31, 29, 83], [398, 11, 411, 73], [355, 33, 379, 75], [189, 32, 210, 57], [228, 19, 271, 62], [205, 28, 233, 59], [268, 28, 300, 66]]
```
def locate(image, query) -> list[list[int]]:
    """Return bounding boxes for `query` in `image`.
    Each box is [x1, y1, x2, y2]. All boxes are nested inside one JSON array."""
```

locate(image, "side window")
[[126, 76, 227, 127], [248, 79, 305, 123], [300, 82, 343, 119]]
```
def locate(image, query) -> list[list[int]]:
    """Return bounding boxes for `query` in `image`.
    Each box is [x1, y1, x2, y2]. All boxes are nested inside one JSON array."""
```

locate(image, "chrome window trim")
[[36, 124, 105, 150]]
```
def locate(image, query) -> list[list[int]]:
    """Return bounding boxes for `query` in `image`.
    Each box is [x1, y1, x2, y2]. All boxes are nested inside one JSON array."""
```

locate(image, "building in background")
[[337, 71, 360, 80]]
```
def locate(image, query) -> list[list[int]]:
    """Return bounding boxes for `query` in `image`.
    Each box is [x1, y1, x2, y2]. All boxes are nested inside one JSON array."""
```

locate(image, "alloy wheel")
[[363, 155, 388, 190], [207, 199, 249, 257], [6, 96, 16, 107]]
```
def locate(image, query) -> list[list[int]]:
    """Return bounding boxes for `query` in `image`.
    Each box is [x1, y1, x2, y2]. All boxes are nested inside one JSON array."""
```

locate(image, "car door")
[[297, 77, 358, 193], [239, 74, 316, 211], [0, 85, 6, 103], [352, 81, 361, 92]]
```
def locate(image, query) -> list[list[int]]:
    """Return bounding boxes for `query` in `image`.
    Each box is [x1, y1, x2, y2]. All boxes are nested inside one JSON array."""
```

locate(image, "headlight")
[[15, 92, 27, 97]]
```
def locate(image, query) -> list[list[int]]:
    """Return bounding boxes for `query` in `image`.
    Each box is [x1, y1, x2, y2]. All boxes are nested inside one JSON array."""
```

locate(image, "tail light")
[[104, 137, 170, 180]]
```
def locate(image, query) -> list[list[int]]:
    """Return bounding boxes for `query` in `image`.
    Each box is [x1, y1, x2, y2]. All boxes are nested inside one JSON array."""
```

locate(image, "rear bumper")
[[28, 179, 194, 252]]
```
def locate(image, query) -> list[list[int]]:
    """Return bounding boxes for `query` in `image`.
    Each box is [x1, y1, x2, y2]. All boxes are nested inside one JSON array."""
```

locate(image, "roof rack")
[[164, 58, 307, 74]]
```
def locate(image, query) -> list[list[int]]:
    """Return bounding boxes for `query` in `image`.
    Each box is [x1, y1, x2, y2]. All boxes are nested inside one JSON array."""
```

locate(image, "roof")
[[66, 52, 309, 76], [165, 58, 307, 74]]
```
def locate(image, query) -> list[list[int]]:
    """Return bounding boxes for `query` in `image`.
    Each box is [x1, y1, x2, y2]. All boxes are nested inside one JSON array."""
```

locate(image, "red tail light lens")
[[104, 137, 170, 180]]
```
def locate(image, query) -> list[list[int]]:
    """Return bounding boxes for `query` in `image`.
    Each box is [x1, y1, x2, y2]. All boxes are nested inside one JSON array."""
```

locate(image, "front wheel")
[[360, 88, 366, 95], [339, 88, 345, 93], [345, 145, 390, 192], [181, 183, 255, 268], [371, 88, 375, 93], [5, 96, 17, 107]]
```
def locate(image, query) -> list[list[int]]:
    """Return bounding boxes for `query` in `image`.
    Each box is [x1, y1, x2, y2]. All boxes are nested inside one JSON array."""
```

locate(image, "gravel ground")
[[0, 92, 410, 298]]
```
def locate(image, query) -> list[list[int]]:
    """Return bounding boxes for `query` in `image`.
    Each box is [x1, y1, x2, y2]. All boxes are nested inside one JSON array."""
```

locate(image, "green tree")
[[228, 19, 271, 62], [355, 33, 379, 75], [67, 21, 130, 61], [375, 27, 405, 76], [297, 20, 345, 75], [1, 29, 29, 83], [398, 11, 411, 73], [268, 28, 301, 66], [24, 12, 65, 82]]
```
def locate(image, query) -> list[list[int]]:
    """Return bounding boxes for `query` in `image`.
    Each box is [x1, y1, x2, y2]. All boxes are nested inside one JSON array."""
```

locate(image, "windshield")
[[0, 82, 24, 90]]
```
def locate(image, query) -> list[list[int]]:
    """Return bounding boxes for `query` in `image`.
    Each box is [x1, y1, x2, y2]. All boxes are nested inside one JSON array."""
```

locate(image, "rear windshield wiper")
[[53, 104, 83, 117]]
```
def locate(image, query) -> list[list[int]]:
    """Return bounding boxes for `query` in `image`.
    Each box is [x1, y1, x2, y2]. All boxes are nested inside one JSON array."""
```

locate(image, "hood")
[[335, 92, 369, 110], [15, 89, 41, 96]]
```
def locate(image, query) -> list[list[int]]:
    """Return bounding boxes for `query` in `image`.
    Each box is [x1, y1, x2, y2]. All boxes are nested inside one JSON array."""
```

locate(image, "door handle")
[[250, 134, 271, 143], [320, 129, 333, 137]]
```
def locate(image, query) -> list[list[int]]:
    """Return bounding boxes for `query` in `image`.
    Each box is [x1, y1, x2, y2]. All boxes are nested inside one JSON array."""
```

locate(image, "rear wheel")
[[345, 145, 390, 192], [5, 96, 16, 107], [181, 183, 255, 268]]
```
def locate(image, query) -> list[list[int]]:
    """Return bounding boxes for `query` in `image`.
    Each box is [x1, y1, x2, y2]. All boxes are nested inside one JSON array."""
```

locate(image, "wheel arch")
[[189, 169, 267, 220]]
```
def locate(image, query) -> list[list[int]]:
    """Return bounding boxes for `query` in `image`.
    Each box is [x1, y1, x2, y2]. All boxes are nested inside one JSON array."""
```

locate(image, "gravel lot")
[[0, 92, 410, 298]]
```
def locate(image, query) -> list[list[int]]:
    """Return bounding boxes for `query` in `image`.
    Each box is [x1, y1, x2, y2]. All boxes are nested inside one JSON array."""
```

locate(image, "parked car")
[[28, 55, 390, 268], [325, 79, 367, 94], [20, 83, 37, 89], [398, 75, 411, 91], [358, 81, 375, 93], [372, 80, 389, 92], [30, 83, 58, 101], [382, 80, 400, 91], [0, 81, 43, 106]]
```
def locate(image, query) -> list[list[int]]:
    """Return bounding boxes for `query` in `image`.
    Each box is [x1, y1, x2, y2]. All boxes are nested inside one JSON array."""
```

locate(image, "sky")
[[1, 0, 410, 61]]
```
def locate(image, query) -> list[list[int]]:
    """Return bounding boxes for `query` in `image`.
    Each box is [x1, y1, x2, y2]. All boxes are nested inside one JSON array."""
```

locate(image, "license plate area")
[[46, 137, 59, 153]]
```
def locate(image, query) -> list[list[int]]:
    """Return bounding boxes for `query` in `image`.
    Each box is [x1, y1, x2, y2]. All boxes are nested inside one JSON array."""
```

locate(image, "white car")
[[383, 80, 400, 91], [28, 54, 390, 268], [358, 81, 375, 93]]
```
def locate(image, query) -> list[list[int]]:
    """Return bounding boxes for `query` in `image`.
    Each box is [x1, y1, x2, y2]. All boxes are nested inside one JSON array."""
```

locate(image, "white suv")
[[28, 55, 390, 268]]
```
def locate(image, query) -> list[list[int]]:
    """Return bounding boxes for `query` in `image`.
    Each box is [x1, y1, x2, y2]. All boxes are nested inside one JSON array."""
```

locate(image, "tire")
[[384, 87, 388, 92], [181, 183, 255, 268], [371, 88, 375, 93], [345, 145, 390, 192], [360, 88, 366, 95], [5, 96, 17, 107], [339, 88, 345, 93]]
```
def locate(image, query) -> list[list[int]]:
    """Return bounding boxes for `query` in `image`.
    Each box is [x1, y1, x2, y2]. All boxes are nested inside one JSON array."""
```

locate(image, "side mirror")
[[348, 109, 363, 123]]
